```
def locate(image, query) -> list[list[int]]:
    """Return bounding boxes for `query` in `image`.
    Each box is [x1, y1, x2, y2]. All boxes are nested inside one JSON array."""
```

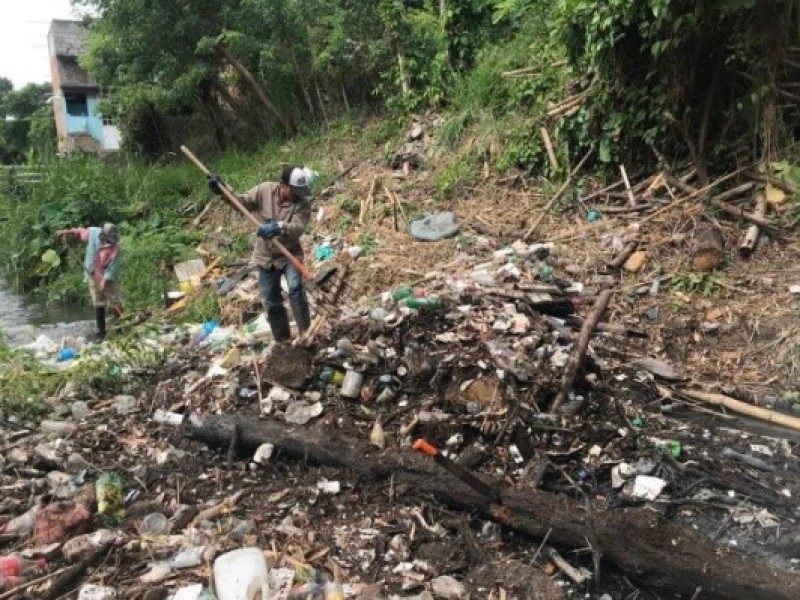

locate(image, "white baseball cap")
[[281, 166, 312, 199]]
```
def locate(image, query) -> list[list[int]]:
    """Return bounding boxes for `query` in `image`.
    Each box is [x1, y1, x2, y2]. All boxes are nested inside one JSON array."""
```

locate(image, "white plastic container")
[[340, 371, 363, 399], [153, 409, 184, 426], [213, 547, 268, 600]]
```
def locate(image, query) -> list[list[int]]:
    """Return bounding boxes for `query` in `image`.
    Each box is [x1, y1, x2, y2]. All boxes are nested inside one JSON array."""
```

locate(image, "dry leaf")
[[624, 250, 647, 272], [766, 183, 786, 205]]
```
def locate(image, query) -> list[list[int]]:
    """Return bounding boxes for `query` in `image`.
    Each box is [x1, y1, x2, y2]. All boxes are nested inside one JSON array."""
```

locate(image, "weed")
[[336, 195, 360, 215], [356, 232, 377, 255], [434, 153, 478, 199], [670, 273, 723, 298]]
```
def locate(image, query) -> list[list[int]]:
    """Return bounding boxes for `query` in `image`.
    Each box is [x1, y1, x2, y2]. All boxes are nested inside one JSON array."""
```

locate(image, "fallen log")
[[186, 415, 800, 600], [739, 191, 767, 258]]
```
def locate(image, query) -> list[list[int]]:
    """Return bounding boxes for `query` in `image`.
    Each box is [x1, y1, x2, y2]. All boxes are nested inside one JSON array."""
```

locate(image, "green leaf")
[[41, 249, 61, 268]]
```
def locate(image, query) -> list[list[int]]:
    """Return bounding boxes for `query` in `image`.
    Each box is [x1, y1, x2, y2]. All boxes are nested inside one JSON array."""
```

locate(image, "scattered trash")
[[629, 475, 667, 501], [410, 212, 460, 241], [213, 548, 269, 600], [78, 584, 118, 600], [284, 401, 324, 425]]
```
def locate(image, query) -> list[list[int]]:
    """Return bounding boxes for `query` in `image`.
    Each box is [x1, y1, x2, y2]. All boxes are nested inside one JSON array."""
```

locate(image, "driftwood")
[[739, 191, 767, 257], [711, 197, 780, 232], [666, 174, 781, 233], [550, 289, 613, 411], [187, 416, 800, 600]]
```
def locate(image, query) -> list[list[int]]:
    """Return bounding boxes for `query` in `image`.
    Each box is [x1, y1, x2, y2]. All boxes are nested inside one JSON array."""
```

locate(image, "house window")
[[64, 92, 89, 117]]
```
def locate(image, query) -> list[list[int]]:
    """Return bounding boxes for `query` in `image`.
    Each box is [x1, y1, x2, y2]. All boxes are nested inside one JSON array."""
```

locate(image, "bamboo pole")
[[681, 389, 800, 432]]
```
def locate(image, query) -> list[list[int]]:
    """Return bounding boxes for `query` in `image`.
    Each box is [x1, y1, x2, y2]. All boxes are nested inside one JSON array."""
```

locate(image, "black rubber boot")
[[267, 306, 291, 342], [95, 306, 106, 340], [289, 295, 311, 334]]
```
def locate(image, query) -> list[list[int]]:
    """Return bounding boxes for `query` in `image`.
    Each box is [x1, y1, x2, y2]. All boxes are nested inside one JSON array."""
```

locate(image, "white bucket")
[[213, 547, 268, 600]]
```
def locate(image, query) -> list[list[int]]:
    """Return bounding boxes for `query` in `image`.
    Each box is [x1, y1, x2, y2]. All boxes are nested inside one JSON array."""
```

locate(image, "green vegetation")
[[0, 79, 56, 164]]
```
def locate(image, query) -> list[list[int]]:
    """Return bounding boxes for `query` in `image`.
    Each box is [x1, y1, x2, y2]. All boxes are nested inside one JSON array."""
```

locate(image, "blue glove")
[[207, 174, 224, 195], [257, 222, 282, 239]]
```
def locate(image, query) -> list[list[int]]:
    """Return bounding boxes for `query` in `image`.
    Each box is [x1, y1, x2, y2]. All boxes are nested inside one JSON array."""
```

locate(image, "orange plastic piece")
[[413, 439, 438, 457]]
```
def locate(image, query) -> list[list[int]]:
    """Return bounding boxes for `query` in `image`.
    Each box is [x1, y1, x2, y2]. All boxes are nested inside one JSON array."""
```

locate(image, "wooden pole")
[[551, 289, 613, 411], [680, 389, 800, 432], [540, 127, 559, 171]]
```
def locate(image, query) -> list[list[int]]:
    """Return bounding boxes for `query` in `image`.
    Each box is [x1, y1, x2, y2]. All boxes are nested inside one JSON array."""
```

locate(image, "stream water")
[[0, 279, 94, 347]]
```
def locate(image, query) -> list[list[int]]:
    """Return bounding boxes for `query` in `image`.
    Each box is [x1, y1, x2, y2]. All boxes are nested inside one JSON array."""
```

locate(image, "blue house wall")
[[63, 94, 103, 141]]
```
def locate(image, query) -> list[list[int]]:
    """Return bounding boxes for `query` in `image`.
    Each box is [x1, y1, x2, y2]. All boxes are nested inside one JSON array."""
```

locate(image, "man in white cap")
[[55, 222, 122, 340], [209, 166, 312, 342]]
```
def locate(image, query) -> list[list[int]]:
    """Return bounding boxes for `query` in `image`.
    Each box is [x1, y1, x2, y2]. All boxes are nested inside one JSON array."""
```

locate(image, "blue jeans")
[[258, 263, 305, 312]]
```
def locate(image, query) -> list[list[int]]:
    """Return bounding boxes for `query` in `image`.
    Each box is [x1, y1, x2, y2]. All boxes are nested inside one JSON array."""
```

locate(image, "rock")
[[409, 123, 424, 141], [431, 575, 468, 600], [66, 452, 92, 473]]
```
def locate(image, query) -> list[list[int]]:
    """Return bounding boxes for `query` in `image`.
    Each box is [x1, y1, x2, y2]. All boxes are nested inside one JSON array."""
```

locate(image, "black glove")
[[207, 174, 224, 195]]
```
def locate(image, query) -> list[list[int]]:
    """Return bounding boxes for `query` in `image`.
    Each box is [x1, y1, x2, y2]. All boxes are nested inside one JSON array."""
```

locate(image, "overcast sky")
[[0, 0, 83, 88]]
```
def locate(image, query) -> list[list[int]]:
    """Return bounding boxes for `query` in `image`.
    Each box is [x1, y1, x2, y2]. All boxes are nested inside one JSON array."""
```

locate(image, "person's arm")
[[281, 199, 311, 238], [55, 227, 90, 242]]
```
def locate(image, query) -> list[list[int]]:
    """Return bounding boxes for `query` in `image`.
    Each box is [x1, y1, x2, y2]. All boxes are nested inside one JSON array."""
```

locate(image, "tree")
[[0, 82, 55, 164]]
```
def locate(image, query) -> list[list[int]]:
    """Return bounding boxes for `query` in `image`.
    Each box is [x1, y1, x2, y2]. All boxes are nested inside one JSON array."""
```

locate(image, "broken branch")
[[551, 289, 613, 411]]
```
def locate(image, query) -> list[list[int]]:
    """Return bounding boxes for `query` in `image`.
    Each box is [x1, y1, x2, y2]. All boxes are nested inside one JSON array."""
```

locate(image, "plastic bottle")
[[404, 297, 443, 310], [0, 555, 46, 590], [212, 548, 268, 600], [40, 420, 77, 436], [392, 287, 413, 300], [319, 367, 345, 385], [340, 371, 364, 399]]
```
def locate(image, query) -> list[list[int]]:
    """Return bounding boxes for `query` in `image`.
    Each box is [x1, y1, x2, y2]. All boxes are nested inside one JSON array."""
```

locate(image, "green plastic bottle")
[[405, 297, 443, 309], [392, 287, 413, 300]]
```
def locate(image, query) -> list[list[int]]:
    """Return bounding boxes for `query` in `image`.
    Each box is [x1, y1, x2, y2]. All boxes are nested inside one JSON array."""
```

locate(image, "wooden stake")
[[540, 127, 559, 171], [739, 191, 767, 257], [551, 289, 613, 412], [619, 165, 637, 207], [360, 177, 377, 225]]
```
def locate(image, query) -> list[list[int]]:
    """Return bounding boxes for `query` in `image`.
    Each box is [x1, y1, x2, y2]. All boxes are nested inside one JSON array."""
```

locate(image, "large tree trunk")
[[186, 416, 800, 600], [216, 44, 293, 136]]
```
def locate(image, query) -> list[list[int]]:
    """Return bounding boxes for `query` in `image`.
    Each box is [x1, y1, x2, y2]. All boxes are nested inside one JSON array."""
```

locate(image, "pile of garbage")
[[4, 227, 800, 599]]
